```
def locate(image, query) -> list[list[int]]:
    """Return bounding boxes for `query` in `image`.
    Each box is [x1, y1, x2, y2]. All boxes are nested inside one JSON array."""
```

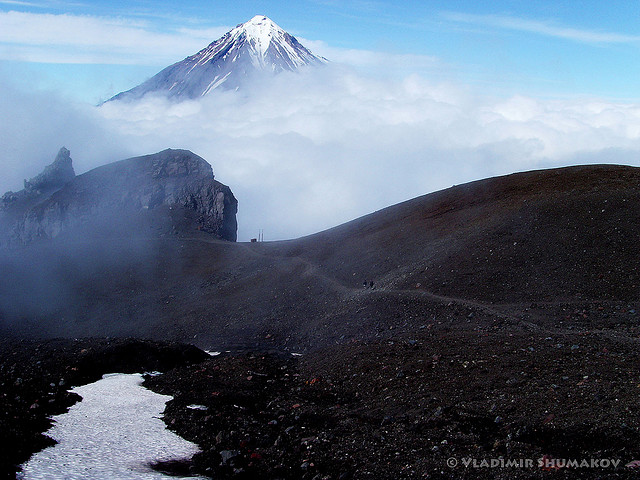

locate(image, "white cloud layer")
[[2, 65, 640, 241], [301, 38, 441, 72]]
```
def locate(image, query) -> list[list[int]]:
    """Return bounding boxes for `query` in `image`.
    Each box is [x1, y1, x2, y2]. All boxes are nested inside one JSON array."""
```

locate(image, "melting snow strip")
[[19, 373, 203, 480]]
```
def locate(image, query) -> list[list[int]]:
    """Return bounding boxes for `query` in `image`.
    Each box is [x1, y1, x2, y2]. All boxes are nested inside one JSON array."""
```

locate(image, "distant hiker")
[[370, 281, 375, 289], [363, 280, 368, 289]]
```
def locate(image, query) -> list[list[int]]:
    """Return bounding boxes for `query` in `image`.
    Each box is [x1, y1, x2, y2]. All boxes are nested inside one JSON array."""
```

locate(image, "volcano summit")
[[109, 15, 327, 101]]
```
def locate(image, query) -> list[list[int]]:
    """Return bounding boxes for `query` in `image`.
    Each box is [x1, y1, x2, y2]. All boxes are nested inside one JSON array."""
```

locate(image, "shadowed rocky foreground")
[[3, 331, 640, 479], [2, 164, 640, 478]]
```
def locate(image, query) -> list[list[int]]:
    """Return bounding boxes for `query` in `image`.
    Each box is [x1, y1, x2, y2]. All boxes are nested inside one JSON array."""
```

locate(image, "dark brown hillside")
[[1, 164, 639, 350], [283, 164, 640, 303]]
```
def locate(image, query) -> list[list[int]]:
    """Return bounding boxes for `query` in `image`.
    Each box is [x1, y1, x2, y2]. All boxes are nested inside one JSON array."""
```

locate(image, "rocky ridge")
[[1, 147, 74, 216], [0, 148, 238, 244], [22, 147, 75, 196]]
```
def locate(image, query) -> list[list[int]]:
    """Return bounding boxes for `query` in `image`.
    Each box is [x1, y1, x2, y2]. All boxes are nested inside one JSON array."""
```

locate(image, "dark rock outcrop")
[[1, 148, 77, 245], [1, 148, 237, 244], [1, 147, 75, 212], [23, 147, 75, 194]]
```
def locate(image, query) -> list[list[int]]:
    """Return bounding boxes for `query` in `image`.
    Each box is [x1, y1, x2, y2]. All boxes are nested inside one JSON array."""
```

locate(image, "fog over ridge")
[[2, 64, 640, 241]]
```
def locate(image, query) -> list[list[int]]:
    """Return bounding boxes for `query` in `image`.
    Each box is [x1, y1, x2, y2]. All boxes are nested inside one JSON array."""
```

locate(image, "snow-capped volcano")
[[108, 15, 327, 101]]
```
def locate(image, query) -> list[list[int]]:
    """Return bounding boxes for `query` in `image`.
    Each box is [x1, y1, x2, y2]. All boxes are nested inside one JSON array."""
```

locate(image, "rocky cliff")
[[23, 147, 76, 194], [0, 148, 237, 243], [1, 147, 74, 215]]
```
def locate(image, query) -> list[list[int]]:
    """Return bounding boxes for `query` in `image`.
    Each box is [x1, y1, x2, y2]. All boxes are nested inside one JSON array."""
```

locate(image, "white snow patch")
[[239, 15, 278, 56], [19, 373, 203, 480], [186, 404, 208, 411], [202, 71, 231, 96]]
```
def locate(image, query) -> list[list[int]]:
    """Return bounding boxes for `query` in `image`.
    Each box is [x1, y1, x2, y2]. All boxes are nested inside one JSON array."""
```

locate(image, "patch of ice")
[[19, 373, 204, 480]]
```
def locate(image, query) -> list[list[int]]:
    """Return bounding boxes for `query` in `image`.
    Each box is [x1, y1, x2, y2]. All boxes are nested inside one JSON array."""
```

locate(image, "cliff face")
[[1, 148, 237, 244]]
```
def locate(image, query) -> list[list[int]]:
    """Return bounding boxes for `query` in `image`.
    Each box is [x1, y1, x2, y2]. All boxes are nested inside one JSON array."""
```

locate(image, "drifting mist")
[[2, 65, 640, 240]]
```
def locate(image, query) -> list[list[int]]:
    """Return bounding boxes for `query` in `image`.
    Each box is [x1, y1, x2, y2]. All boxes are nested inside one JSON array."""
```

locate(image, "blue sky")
[[1, 0, 639, 103]]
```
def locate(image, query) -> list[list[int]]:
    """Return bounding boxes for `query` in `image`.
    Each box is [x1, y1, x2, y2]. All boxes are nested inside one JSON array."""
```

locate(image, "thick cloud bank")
[[2, 66, 640, 240], [0, 76, 130, 196]]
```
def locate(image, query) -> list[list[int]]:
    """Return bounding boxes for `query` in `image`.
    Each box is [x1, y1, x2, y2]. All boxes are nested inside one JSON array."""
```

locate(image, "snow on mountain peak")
[[231, 15, 284, 57], [222, 14, 312, 68], [107, 15, 327, 101], [245, 15, 280, 29]]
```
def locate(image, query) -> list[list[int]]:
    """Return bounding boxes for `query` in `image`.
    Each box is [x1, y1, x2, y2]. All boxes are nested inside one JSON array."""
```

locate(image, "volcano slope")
[[3, 164, 640, 479], [2, 163, 638, 349]]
